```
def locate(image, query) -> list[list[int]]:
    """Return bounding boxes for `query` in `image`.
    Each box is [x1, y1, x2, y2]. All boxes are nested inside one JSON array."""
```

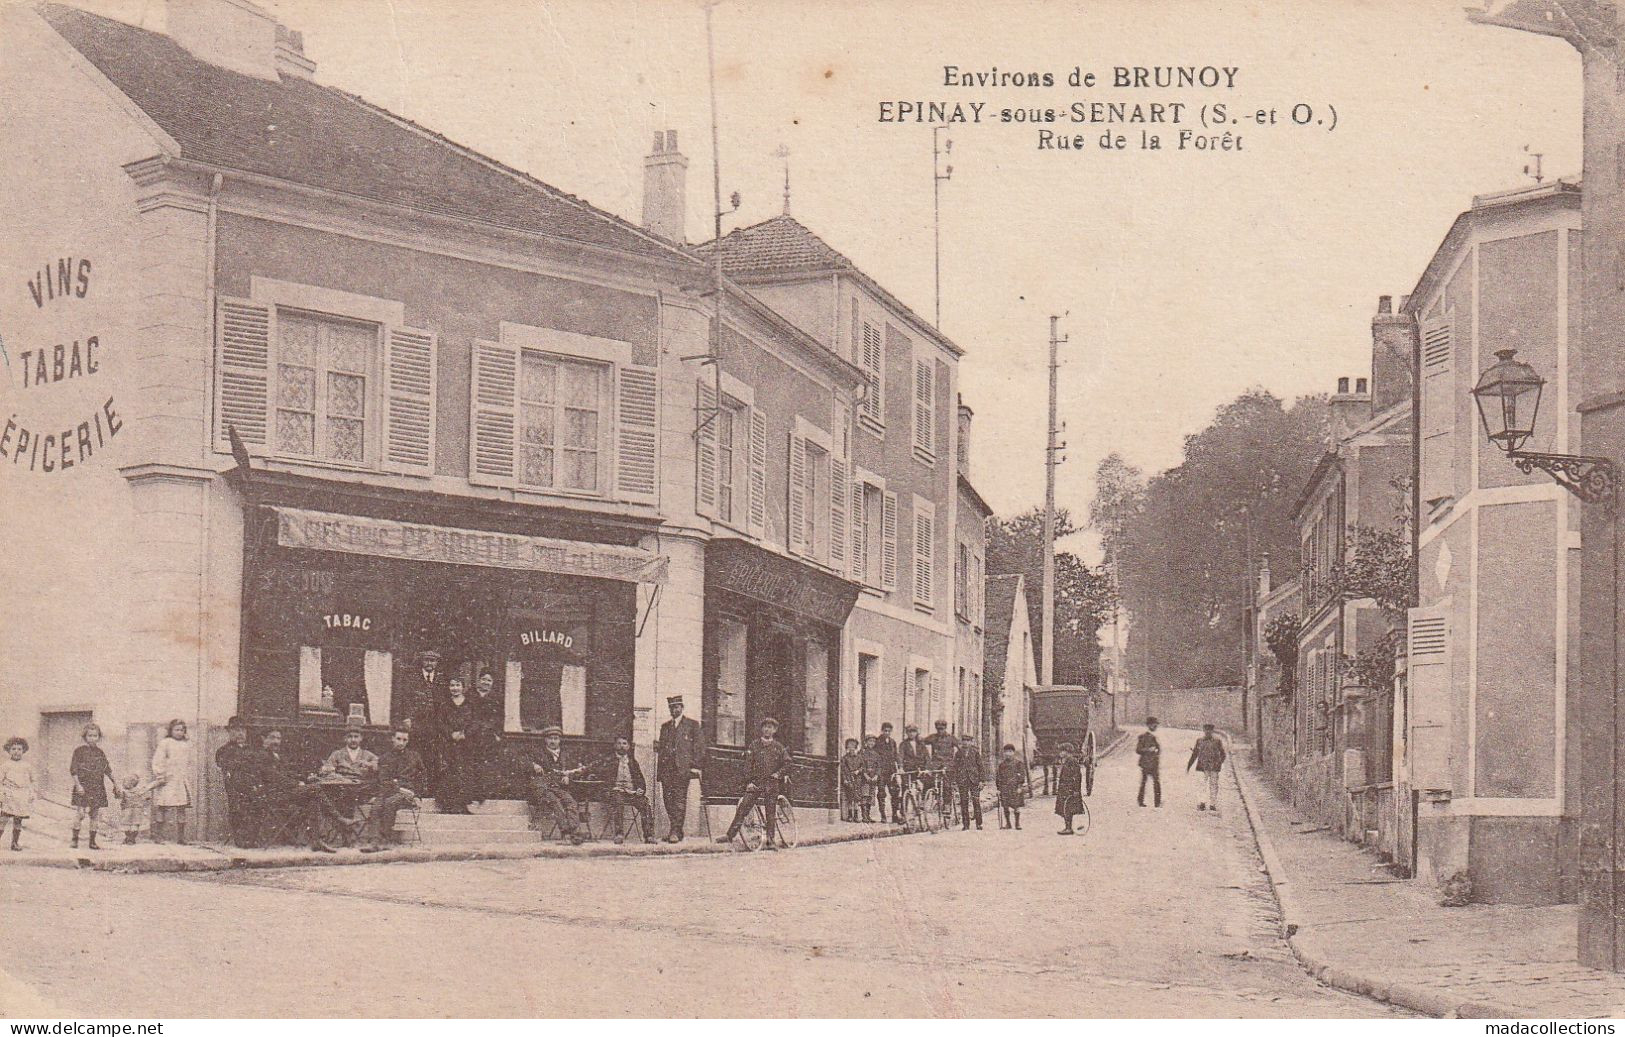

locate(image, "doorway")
[[37, 711, 92, 806]]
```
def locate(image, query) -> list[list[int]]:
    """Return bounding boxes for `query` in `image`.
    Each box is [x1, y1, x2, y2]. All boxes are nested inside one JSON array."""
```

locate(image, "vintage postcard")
[[1, 0, 1622, 1023]]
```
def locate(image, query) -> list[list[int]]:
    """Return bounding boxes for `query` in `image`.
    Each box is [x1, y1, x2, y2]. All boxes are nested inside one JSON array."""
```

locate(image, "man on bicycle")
[[718, 717, 792, 850]]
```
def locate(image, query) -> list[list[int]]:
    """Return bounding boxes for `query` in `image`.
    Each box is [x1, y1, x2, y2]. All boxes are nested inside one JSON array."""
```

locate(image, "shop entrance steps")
[[404, 799, 547, 845]]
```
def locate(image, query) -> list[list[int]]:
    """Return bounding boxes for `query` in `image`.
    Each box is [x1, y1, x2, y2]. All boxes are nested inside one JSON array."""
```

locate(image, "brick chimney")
[[1257, 552, 1272, 599], [165, 0, 282, 81], [642, 130, 689, 243], [957, 395, 973, 477], [1371, 294, 1417, 414], [1329, 374, 1373, 446]]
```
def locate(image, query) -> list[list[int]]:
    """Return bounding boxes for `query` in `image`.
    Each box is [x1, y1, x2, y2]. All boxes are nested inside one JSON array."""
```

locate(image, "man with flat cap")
[[526, 725, 586, 845], [719, 717, 793, 849], [655, 694, 703, 843]]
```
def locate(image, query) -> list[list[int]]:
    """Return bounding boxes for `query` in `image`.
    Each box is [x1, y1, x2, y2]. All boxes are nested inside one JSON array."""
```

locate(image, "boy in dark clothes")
[[995, 743, 1026, 830]]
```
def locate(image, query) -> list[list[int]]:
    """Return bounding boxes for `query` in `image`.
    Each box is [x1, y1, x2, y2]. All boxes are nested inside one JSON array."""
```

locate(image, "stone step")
[[418, 799, 530, 816], [409, 811, 535, 832]]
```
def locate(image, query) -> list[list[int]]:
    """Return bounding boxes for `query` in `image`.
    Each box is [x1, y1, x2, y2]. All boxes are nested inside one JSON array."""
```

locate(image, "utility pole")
[[1042, 314, 1067, 687], [932, 126, 953, 328], [695, 5, 738, 433]]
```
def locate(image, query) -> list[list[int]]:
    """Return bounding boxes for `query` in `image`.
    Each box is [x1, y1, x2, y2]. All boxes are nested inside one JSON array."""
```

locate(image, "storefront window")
[[716, 619, 748, 745], [804, 640, 829, 754], [298, 644, 392, 722], [276, 311, 375, 464], [507, 658, 589, 735], [519, 353, 605, 492]]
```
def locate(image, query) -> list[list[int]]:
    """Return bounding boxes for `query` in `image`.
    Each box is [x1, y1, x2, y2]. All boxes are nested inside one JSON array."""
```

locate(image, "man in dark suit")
[[364, 727, 426, 852], [587, 735, 657, 844], [526, 725, 586, 844], [402, 650, 443, 732], [655, 694, 703, 843], [952, 734, 984, 831], [872, 722, 900, 823]]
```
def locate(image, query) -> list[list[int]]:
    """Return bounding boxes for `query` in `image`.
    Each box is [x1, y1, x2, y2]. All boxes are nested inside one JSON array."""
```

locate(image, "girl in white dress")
[[150, 719, 196, 844], [1, 737, 37, 851]]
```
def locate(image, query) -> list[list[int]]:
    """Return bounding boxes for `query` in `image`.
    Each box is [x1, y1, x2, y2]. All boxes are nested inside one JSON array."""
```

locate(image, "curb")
[[1228, 756, 1531, 1020], [0, 817, 924, 875]]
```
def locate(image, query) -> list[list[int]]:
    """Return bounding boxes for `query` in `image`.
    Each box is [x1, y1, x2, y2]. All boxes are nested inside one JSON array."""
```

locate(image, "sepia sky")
[[80, 0, 1584, 558]]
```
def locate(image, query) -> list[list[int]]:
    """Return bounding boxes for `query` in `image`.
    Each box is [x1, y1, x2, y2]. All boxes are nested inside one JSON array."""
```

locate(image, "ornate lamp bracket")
[[1507, 450, 1619, 506]]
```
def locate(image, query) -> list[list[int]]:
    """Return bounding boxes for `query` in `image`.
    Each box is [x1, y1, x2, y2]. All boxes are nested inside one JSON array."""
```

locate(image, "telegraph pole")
[[1042, 315, 1067, 687], [932, 127, 953, 327]]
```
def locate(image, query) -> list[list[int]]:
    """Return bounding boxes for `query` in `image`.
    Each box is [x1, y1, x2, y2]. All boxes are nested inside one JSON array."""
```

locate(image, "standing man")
[[470, 669, 503, 802], [655, 694, 703, 843], [952, 734, 984, 831], [403, 650, 443, 732], [1187, 723, 1228, 812], [526, 725, 586, 845], [1136, 717, 1163, 808], [925, 720, 957, 766], [718, 717, 793, 850], [872, 722, 900, 823], [213, 715, 255, 848], [365, 726, 426, 852]]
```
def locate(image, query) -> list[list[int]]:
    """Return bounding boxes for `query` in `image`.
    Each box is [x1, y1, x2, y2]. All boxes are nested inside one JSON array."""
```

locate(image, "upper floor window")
[[955, 541, 970, 618], [803, 438, 830, 560], [519, 353, 606, 493], [913, 356, 940, 465], [276, 311, 376, 464], [853, 301, 884, 432]]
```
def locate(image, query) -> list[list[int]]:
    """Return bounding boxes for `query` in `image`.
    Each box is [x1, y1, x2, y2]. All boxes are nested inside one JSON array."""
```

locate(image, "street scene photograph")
[[3, 0, 1625, 1023]]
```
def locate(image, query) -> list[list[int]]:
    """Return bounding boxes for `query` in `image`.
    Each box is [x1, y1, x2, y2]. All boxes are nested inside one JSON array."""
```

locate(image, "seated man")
[[364, 726, 426, 853], [718, 717, 793, 850], [241, 729, 325, 851], [585, 735, 657, 845], [526, 725, 587, 845], [321, 719, 379, 782]]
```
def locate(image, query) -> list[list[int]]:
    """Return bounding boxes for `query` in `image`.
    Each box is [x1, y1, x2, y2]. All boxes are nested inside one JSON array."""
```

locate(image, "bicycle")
[[733, 780, 798, 851], [897, 770, 942, 833]]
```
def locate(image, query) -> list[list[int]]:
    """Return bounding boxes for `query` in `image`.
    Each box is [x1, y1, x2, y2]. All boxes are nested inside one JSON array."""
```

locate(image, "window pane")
[[563, 448, 598, 491], [277, 410, 314, 454], [520, 403, 555, 446], [561, 362, 600, 408], [328, 372, 365, 419], [564, 407, 598, 449], [278, 365, 315, 410], [520, 356, 556, 404], [520, 446, 554, 487], [327, 323, 374, 374], [280, 315, 317, 366], [328, 418, 364, 462]]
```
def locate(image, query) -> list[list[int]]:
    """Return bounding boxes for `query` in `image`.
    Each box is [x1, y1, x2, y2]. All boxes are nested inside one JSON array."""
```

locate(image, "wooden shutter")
[[830, 455, 849, 569], [913, 502, 935, 607], [747, 408, 768, 536], [381, 325, 437, 475], [852, 480, 867, 581], [695, 379, 718, 517], [214, 297, 274, 453], [913, 356, 935, 459], [787, 432, 808, 555], [615, 364, 659, 504], [881, 491, 899, 591], [1408, 605, 1451, 790], [859, 317, 883, 424], [1420, 316, 1454, 504], [469, 339, 519, 487]]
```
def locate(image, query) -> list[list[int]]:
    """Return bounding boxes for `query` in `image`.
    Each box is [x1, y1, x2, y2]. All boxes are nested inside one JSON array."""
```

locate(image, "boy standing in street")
[[1136, 717, 1163, 808], [995, 744, 1026, 830], [1187, 723, 1228, 812]]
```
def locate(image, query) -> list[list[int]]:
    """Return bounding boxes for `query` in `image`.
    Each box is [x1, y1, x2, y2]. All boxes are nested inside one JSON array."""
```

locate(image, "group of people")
[[1130, 717, 1229, 813], [836, 719, 1003, 832]]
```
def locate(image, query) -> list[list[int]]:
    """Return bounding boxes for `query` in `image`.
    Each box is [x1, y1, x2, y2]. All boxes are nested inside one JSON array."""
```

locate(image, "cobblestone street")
[[0, 736, 1407, 1017]]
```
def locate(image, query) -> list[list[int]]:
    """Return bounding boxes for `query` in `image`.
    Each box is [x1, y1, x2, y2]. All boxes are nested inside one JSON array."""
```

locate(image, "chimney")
[[1371, 294, 1418, 413], [274, 23, 316, 80], [642, 130, 689, 244], [1257, 552, 1272, 599], [165, 0, 282, 81], [1329, 373, 1373, 445], [957, 395, 973, 477]]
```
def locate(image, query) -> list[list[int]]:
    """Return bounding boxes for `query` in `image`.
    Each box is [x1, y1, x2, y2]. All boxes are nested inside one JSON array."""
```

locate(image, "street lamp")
[[1471, 348, 1617, 504]]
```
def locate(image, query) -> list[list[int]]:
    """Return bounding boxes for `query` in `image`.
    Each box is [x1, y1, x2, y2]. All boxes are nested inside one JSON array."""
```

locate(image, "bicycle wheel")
[[739, 802, 767, 851], [774, 796, 798, 849], [921, 786, 941, 832], [1074, 799, 1092, 838], [901, 789, 923, 833], [936, 781, 954, 829]]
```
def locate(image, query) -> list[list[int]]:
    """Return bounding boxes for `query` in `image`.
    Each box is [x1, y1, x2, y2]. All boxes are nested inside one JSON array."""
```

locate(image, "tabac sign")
[[274, 506, 670, 585]]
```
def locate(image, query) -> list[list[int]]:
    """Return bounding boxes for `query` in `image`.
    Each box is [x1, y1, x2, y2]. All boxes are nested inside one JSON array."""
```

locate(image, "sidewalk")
[[0, 805, 920, 875], [1232, 751, 1625, 1019]]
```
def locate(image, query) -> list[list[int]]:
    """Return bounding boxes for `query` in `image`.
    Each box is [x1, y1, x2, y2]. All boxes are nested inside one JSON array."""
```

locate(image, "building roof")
[[696, 214, 965, 359], [39, 3, 695, 265], [958, 474, 994, 517], [983, 574, 1026, 696]]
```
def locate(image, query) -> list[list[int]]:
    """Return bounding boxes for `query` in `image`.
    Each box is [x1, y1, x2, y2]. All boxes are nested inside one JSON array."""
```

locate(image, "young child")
[[70, 723, 119, 850], [995, 743, 1026, 830], [1, 737, 37, 851], [839, 738, 864, 822], [858, 736, 882, 823], [118, 774, 155, 845], [1054, 742, 1084, 836]]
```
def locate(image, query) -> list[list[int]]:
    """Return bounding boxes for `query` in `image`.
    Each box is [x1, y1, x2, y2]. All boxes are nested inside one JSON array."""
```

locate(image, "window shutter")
[[787, 433, 808, 555], [695, 379, 718, 517], [913, 503, 935, 607], [881, 491, 899, 591], [1420, 316, 1454, 503], [381, 325, 437, 475], [1408, 605, 1452, 790], [859, 317, 884, 425], [215, 297, 274, 454], [913, 356, 935, 459], [469, 339, 519, 487], [852, 480, 866, 581], [829, 455, 849, 570], [615, 363, 659, 504], [747, 408, 768, 536]]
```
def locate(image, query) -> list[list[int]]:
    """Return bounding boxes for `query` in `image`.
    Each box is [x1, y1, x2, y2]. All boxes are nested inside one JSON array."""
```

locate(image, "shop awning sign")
[[274, 506, 669, 585]]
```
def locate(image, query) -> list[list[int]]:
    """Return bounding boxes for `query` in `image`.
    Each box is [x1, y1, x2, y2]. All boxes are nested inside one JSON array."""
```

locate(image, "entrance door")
[[38, 711, 92, 806], [749, 627, 798, 751]]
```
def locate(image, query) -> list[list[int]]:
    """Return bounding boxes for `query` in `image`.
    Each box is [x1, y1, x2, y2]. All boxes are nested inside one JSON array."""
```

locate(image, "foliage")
[[1087, 390, 1330, 689], [1263, 611, 1300, 697], [1328, 525, 1414, 624], [1340, 630, 1403, 692], [986, 507, 1116, 687]]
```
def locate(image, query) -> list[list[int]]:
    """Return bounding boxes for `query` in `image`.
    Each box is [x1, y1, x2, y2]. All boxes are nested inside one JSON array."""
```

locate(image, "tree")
[[1090, 389, 1330, 689], [986, 507, 1116, 687]]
